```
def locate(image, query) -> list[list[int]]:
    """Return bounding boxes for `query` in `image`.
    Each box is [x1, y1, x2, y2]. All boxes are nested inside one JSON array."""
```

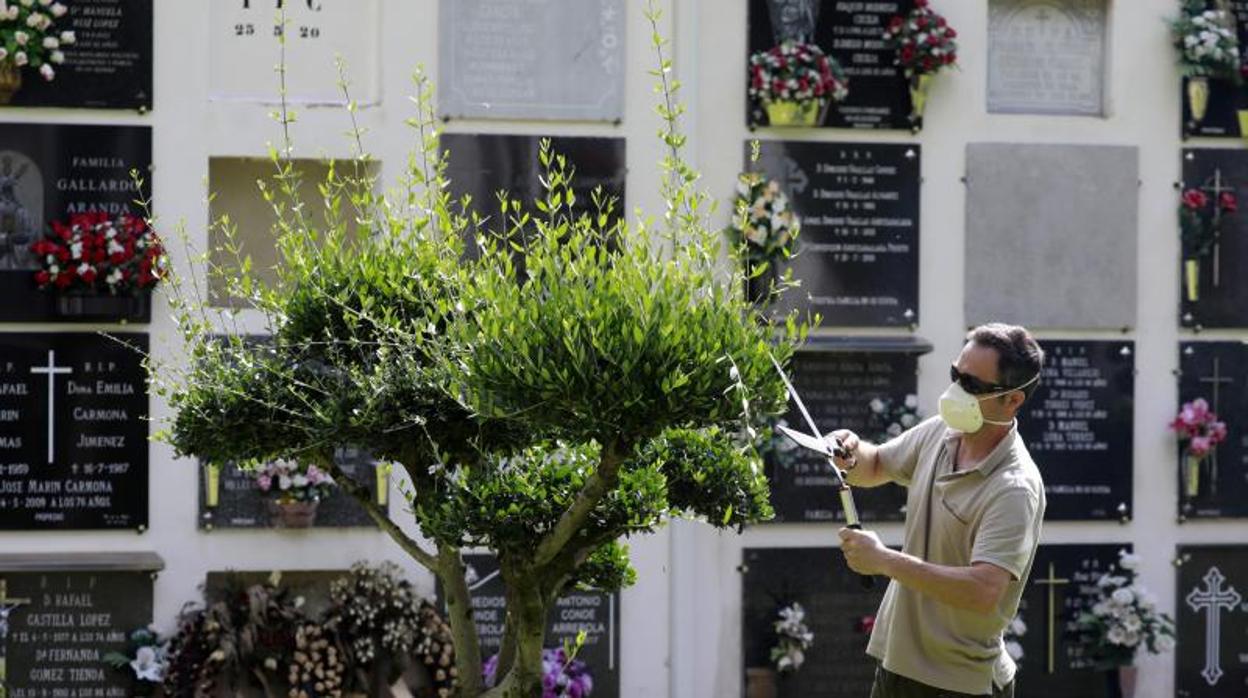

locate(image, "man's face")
[[953, 342, 1021, 424]]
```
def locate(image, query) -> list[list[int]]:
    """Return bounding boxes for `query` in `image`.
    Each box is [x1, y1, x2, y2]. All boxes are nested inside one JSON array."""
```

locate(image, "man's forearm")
[[879, 549, 1005, 615], [844, 441, 891, 488]]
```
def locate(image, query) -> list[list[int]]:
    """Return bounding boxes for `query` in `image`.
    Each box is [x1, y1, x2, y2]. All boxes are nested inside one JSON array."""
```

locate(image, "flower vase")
[[766, 100, 822, 127], [203, 463, 220, 508], [1238, 109, 1248, 139], [0, 63, 21, 105], [909, 74, 933, 127], [1188, 77, 1211, 126], [1185, 259, 1200, 302], [745, 667, 778, 698], [267, 499, 320, 528], [1105, 665, 1137, 698], [1184, 453, 1203, 499]]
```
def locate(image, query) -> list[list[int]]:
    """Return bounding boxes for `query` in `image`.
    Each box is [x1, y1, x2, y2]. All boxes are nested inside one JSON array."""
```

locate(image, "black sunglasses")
[[950, 365, 1006, 396]]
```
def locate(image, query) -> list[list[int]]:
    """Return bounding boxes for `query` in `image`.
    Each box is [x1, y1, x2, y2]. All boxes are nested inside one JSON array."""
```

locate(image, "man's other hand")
[[839, 526, 890, 576]]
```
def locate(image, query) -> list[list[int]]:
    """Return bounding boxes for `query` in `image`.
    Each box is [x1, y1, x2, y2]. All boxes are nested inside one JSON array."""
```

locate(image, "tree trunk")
[[481, 570, 548, 698], [437, 547, 485, 698]]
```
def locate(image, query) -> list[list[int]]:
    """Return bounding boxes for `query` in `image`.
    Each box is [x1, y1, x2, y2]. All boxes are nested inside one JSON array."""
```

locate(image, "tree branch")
[[437, 546, 484, 698], [321, 457, 439, 571], [531, 441, 626, 567]]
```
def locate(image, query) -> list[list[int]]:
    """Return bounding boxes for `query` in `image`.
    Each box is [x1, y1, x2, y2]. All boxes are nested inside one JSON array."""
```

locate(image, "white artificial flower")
[[49, 1, 64, 16], [75, 262, 91, 276], [42, 36, 56, 49], [130, 646, 165, 682], [13, 30, 27, 45], [69, 241, 82, 259], [1107, 626, 1126, 645], [1009, 617, 1027, 636], [24, 12, 39, 27], [904, 394, 919, 409], [1156, 635, 1176, 652], [8, 5, 17, 18], [1122, 629, 1140, 648], [13, 51, 27, 66], [19, 0, 33, 7], [887, 423, 904, 437], [869, 398, 886, 414], [278, 474, 293, 490], [38, 0, 50, 6], [59, 29, 74, 43], [49, 49, 62, 63], [900, 413, 917, 428], [1123, 614, 1142, 632], [291, 474, 309, 488], [1005, 640, 1024, 661], [1118, 552, 1141, 570], [39, 60, 55, 80], [1093, 601, 1110, 617], [744, 225, 767, 245], [1112, 588, 1135, 605]]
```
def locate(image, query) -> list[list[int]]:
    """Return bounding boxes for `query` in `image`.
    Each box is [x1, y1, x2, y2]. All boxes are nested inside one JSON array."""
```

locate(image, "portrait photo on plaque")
[[1179, 148, 1248, 328], [746, 140, 920, 327], [0, 0, 153, 110], [747, 0, 921, 130], [1016, 341, 1134, 521], [0, 123, 154, 323], [1176, 341, 1248, 520]]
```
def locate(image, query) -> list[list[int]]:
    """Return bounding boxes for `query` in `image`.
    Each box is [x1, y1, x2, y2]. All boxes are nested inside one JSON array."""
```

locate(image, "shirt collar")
[[941, 421, 1018, 477]]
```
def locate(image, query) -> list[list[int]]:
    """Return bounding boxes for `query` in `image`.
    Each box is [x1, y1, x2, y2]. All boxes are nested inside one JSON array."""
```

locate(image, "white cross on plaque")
[[29, 349, 72, 464], [1186, 566, 1242, 686]]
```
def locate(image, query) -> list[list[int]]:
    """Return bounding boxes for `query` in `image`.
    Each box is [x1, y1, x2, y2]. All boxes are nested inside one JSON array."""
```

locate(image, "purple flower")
[[256, 474, 272, 491]]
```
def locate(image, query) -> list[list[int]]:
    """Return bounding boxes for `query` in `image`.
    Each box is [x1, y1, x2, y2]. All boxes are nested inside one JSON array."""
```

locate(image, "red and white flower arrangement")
[[748, 40, 848, 109], [0, 0, 74, 84], [883, 0, 959, 79], [1170, 398, 1228, 499], [1179, 186, 1237, 301], [31, 212, 167, 294]]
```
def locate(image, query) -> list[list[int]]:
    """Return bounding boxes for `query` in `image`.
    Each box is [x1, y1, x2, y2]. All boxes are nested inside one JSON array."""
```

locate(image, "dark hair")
[[966, 323, 1044, 401]]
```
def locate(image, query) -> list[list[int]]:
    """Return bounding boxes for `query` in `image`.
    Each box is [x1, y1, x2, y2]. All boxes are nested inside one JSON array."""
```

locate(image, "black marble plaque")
[[747, 0, 915, 130], [1177, 342, 1248, 519], [750, 140, 920, 326], [0, 568, 155, 697], [198, 447, 384, 529], [1175, 545, 1248, 698], [1013, 544, 1132, 698], [0, 123, 152, 323], [4, 0, 153, 110], [1179, 149, 1248, 328], [436, 554, 620, 698], [1017, 341, 1134, 521], [0, 333, 147, 531], [442, 134, 626, 243], [766, 345, 928, 524], [1182, 2, 1248, 138], [741, 547, 887, 697]]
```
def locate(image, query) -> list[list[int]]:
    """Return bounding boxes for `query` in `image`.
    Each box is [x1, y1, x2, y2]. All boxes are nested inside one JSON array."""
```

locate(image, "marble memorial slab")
[[965, 143, 1138, 330], [1175, 545, 1248, 697], [1177, 342, 1248, 520], [987, 0, 1107, 116]]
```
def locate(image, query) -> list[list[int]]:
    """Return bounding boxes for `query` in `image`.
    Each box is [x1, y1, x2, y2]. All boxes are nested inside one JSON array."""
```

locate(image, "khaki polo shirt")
[[865, 416, 1045, 696]]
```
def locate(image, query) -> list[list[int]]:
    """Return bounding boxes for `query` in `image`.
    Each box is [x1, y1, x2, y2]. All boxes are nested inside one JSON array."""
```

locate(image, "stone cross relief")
[[1186, 566, 1242, 686]]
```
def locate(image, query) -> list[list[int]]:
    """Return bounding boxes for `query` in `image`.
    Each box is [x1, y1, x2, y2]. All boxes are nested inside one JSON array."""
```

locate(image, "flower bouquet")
[[254, 460, 336, 528], [32, 211, 166, 321], [868, 394, 921, 445], [1076, 550, 1175, 698], [770, 602, 813, 674], [883, 0, 958, 128], [748, 40, 848, 127], [729, 172, 800, 304], [483, 647, 594, 698], [1178, 186, 1237, 301], [1170, 398, 1228, 500], [1003, 614, 1026, 667], [1169, 0, 1241, 128], [103, 627, 169, 697], [0, 0, 73, 103]]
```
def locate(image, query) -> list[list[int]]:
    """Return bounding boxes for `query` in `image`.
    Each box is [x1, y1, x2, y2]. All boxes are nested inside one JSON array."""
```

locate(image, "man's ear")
[[1006, 390, 1027, 414]]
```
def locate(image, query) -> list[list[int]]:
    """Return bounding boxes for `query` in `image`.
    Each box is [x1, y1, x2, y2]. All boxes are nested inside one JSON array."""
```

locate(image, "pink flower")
[[256, 474, 272, 491], [1208, 420, 1228, 443], [1189, 436, 1212, 457]]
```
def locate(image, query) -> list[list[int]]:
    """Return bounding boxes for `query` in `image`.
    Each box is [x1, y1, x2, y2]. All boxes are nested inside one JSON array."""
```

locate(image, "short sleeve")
[[970, 489, 1042, 581], [874, 417, 941, 487]]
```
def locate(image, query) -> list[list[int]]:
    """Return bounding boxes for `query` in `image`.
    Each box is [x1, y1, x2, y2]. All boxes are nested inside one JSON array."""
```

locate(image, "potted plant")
[[1075, 550, 1176, 698], [1178, 185, 1237, 302], [482, 647, 593, 698], [32, 211, 166, 322], [728, 172, 800, 305], [883, 0, 958, 129], [0, 0, 72, 104], [1170, 398, 1228, 499], [104, 627, 169, 697], [1170, 0, 1241, 130], [254, 460, 336, 528], [748, 40, 848, 127]]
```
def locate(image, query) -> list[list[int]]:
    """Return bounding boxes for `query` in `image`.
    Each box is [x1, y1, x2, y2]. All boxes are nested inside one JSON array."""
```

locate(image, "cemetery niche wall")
[[436, 554, 620, 698], [0, 0, 153, 110], [749, 140, 920, 326], [209, 0, 381, 105], [0, 333, 148, 531], [741, 546, 888, 698], [765, 337, 931, 524], [965, 143, 1138, 330], [1016, 341, 1134, 521], [0, 552, 162, 698], [1179, 148, 1248, 329], [746, 0, 916, 130], [438, 0, 625, 122], [986, 0, 1109, 117], [0, 123, 152, 323], [1174, 545, 1248, 698], [1176, 342, 1248, 520]]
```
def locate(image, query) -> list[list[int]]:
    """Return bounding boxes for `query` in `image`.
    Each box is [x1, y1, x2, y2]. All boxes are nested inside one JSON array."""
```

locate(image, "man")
[[833, 323, 1046, 698]]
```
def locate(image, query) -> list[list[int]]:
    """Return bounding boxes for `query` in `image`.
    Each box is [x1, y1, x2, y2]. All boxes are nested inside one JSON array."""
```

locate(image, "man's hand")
[[839, 527, 892, 576], [828, 429, 859, 471]]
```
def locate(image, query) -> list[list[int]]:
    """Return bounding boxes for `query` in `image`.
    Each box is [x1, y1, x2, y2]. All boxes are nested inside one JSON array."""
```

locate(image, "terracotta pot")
[[909, 73, 933, 126], [745, 667, 777, 698], [54, 292, 151, 323], [267, 499, 320, 528], [765, 99, 823, 127], [1105, 664, 1137, 698], [0, 63, 21, 105], [1188, 77, 1210, 125]]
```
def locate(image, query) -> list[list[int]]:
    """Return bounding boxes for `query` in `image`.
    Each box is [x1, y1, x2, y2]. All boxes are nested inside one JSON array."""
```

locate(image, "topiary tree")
[[150, 4, 804, 696]]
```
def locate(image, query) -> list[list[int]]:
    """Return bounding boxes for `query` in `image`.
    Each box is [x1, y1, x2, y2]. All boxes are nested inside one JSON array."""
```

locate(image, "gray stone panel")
[[987, 0, 1108, 116], [964, 143, 1138, 329]]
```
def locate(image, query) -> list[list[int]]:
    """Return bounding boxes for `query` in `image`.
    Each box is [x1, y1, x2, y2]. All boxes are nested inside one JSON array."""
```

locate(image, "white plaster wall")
[[0, 1, 1242, 697]]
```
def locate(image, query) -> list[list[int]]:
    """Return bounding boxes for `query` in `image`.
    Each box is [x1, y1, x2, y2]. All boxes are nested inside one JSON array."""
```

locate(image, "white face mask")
[[938, 374, 1040, 434]]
